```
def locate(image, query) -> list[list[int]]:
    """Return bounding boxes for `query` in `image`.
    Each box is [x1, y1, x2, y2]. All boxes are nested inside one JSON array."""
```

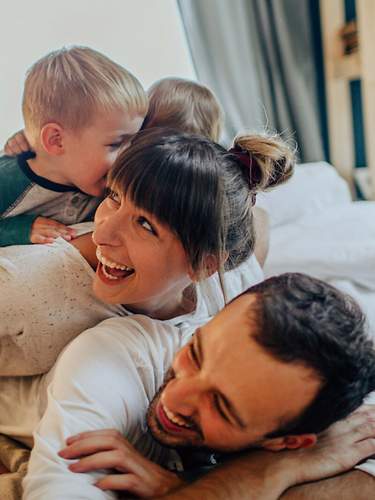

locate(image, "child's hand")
[[59, 429, 184, 497], [4, 129, 31, 156], [30, 217, 76, 244]]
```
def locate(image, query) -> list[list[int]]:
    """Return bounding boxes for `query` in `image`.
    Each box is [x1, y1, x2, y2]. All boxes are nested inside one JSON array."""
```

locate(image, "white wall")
[[0, 0, 195, 145]]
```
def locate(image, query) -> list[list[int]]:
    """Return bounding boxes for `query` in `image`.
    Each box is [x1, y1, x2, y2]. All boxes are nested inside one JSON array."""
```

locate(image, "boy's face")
[[62, 108, 143, 197]]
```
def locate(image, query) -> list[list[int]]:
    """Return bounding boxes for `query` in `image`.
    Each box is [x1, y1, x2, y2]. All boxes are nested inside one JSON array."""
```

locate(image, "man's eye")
[[213, 393, 230, 424], [189, 343, 200, 368], [137, 216, 156, 235]]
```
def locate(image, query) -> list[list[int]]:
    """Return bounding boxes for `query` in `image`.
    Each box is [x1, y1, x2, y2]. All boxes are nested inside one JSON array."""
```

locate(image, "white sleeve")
[[355, 391, 375, 477], [0, 239, 125, 376], [23, 316, 181, 499]]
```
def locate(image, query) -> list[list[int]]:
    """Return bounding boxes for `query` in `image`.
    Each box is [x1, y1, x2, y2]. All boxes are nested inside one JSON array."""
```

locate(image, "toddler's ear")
[[40, 123, 65, 155]]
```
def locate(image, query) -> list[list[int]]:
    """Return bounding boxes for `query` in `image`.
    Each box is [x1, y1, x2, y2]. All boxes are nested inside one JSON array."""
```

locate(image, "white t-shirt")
[[0, 237, 125, 375], [23, 316, 190, 499]]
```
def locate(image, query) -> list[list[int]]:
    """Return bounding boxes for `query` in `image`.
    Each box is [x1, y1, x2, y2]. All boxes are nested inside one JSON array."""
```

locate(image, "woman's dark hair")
[[109, 128, 294, 278]]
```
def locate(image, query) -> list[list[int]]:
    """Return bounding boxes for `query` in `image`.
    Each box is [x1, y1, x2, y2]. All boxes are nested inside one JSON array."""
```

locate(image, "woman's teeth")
[[96, 248, 134, 280], [102, 265, 121, 280], [163, 404, 193, 429], [96, 248, 133, 271]]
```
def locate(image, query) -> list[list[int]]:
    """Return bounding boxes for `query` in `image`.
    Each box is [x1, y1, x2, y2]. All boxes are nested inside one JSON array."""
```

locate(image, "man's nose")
[[162, 374, 207, 418]]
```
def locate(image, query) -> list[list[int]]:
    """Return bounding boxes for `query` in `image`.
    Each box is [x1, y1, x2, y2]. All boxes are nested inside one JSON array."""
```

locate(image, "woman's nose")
[[94, 206, 123, 246]]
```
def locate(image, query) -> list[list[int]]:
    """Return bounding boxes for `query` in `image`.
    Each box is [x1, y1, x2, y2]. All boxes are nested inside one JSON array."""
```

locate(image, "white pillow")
[[255, 162, 352, 228]]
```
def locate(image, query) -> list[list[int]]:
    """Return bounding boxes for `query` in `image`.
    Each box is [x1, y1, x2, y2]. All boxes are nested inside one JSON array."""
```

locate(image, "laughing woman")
[[0, 128, 294, 376]]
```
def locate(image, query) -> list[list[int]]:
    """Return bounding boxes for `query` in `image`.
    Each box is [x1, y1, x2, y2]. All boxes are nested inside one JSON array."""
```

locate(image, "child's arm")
[[0, 214, 39, 246], [3, 129, 31, 156], [0, 215, 75, 246], [253, 207, 270, 268]]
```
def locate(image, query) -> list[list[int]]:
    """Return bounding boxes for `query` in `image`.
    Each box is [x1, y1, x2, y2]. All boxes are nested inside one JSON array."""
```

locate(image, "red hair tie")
[[228, 145, 261, 206]]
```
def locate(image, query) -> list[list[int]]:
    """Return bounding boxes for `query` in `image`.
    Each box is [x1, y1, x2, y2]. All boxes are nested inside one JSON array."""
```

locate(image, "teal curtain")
[[178, 0, 324, 162]]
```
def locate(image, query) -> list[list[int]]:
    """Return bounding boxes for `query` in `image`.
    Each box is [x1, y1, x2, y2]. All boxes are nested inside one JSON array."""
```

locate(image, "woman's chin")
[[92, 278, 123, 305]]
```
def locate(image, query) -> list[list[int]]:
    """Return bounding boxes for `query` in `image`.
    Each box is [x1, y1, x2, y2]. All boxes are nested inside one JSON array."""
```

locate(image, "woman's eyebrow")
[[117, 133, 135, 143], [197, 329, 246, 429]]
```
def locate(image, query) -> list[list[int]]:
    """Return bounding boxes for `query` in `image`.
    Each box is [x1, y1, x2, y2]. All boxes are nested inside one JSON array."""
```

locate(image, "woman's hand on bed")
[[59, 429, 185, 497]]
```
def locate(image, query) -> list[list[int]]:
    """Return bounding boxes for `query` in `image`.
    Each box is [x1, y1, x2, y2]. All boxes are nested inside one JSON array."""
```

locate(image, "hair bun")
[[231, 133, 295, 192]]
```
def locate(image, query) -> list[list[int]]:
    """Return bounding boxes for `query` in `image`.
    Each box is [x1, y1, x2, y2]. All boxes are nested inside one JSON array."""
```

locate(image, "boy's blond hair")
[[22, 46, 148, 141], [142, 78, 223, 141]]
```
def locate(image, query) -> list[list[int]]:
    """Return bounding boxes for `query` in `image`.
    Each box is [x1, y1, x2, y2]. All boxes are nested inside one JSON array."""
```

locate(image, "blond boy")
[[0, 46, 147, 246]]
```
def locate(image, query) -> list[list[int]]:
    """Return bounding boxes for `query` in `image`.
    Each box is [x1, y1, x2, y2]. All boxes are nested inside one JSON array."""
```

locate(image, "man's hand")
[[59, 429, 185, 497], [30, 217, 76, 244], [290, 405, 375, 485], [4, 129, 31, 156]]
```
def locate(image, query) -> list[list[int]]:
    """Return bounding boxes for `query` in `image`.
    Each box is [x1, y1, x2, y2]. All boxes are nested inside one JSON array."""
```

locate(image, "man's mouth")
[[96, 248, 135, 282], [156, 402, 196, 436]]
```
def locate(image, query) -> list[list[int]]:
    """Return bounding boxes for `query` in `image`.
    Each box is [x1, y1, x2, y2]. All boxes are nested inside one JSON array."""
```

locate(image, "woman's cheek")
[[94, 199, 112, 223]]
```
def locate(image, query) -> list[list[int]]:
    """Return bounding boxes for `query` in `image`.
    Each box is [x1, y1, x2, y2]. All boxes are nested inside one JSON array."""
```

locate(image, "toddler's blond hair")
[[143, 78, 223, 141], [22, 46, 148, 142]]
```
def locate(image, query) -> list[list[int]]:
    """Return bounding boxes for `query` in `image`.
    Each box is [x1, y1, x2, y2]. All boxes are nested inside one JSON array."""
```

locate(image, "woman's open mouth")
[[96, 248, 135, 284]]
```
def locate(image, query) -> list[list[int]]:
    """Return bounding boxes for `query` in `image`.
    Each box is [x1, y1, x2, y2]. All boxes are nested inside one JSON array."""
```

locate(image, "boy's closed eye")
[[106, 133, 135, 150]]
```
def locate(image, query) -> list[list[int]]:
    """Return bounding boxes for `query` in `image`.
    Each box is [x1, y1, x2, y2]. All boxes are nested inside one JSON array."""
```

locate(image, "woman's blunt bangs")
[[108, 129, 227, 273]]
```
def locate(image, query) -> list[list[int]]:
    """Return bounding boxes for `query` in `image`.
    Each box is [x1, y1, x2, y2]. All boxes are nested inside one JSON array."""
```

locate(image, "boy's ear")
[[259, 433, 317, 452], [40, 123, 65, 155]]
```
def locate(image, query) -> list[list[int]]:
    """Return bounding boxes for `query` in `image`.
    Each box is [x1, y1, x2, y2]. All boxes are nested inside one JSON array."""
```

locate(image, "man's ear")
[[40, 123, 65, 155], [259, 433, 317, 452]]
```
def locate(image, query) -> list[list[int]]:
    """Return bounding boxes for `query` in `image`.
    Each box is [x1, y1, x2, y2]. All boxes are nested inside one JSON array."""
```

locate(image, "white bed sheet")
[[262, 163, 375, 477]]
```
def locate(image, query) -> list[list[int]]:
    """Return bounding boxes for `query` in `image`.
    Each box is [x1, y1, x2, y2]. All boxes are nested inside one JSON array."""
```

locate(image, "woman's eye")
[[137, 216, 156, 235], [106, 189, 121, 204]]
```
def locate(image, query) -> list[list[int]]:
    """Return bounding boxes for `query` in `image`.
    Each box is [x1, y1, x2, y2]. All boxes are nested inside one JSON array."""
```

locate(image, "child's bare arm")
[[253, 207, 270, 268], [3, 129, 31, 156]]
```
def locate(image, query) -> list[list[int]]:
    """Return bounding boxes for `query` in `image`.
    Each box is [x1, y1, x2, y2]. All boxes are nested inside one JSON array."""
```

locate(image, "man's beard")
[[146, 368, 204, 449]]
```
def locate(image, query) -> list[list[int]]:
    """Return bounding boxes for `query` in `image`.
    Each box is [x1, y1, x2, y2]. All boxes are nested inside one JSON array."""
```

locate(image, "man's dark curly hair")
[[245, 273, 375, 437]]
